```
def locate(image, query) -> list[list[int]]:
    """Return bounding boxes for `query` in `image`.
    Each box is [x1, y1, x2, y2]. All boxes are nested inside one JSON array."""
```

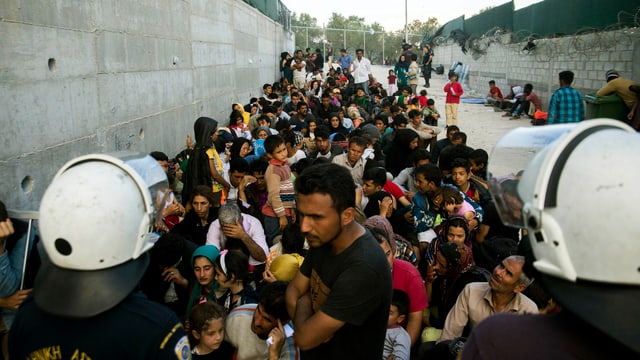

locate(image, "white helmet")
[[489, 119, 640, 352], [36, 152, 169, 318]]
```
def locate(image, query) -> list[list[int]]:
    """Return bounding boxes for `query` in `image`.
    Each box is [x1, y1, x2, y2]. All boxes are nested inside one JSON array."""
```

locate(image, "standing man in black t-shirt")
[[9, 153, 189, 360], [286, 163, 392, 359], [422, 44, 434, 88]]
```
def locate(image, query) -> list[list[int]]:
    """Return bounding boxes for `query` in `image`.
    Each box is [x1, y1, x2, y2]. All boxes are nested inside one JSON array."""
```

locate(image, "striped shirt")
[[263, 160, 295, 218], [547, 86, 585, 124]]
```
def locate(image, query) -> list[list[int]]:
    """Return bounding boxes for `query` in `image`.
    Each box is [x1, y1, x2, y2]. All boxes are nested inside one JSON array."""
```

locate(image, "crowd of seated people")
[[5, 50, 552, 360]]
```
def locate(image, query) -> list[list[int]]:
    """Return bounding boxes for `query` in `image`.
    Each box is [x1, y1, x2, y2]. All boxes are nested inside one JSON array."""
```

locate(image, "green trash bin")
[[584, 93, 629, 121]]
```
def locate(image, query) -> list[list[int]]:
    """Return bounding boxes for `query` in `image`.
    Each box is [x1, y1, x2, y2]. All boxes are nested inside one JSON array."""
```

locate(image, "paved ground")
[[369, 64, 527, 155]]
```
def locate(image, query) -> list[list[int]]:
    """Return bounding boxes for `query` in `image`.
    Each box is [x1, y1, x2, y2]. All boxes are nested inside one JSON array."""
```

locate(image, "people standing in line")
[[394, 55, 409, 91], [313, 48, 324, 74], [337, 48, 352, 74], [325, 40, 334, 67], [422, 44, 434, 88], [290, 50, 307, 90], [352, 48, 373, 95], [547, 70, 585, 124], [280, 52, 293, 83], [444, 71, 463, 127], [407, 54, 420, 96], [285, 163, 392, 359]]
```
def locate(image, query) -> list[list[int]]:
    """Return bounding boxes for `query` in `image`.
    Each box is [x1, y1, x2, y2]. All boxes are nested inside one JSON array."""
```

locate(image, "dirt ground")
[[370, 64, 527, 155]]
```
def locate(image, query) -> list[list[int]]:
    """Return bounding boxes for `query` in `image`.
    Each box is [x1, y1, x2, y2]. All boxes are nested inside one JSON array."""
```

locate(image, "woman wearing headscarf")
[[423, 241, 490, 334], [181, 117, 230, 207], [364, 215, 417, 267], [185, 245, 221, 318], [385, 128, 419, 177]]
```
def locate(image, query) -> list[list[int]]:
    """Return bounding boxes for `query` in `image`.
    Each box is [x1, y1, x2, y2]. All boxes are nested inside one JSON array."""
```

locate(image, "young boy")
[[468, 148, 489, 180], [262, 135, 295, 246], [444, 71, 463, 126], [422, 98, 440, 126], [407, 109, 440, 148], [417, 89, 428, 108], [375, 115, 393, 145], [486, 80, 503, 108], [383, 289, 411, 360], [361, 166, 411, 210]]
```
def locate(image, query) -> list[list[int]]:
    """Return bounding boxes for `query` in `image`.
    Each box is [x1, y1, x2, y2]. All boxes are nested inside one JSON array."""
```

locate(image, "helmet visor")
[[488, 124, 575, 228]]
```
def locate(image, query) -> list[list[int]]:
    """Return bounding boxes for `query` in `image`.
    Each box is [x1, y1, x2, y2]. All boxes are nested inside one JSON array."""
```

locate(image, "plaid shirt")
[[547, 86, 585, 124]]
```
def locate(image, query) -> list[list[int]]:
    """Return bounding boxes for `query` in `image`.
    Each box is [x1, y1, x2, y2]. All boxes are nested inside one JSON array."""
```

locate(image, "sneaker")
[[502, 113, 512, 117], [510, 115, 521, 120]]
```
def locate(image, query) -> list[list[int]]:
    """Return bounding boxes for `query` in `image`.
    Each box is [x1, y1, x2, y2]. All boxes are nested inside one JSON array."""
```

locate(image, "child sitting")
[[213, 250, 258, 313], [383, 289, 411, 360], [417, 89, 429, 108], [468, 148, 489, 180], [188, 300, 235, 359], [439, 186, 476, 224], [422, 98, 440, 126]]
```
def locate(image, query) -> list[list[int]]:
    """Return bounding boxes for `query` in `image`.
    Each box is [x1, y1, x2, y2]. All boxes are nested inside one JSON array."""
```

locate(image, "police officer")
[[462, 119, 640, 358], [10, 153, 190, 359]]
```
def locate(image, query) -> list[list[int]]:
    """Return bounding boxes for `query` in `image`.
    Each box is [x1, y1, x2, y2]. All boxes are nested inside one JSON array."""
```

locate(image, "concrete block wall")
[[1, 0, 294, 211], [431, 29, 640, 108]]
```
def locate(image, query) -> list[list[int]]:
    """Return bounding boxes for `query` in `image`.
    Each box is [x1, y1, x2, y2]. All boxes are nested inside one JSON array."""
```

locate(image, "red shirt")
[[393, 258, 429, 313], [490, 86, 503, 100], [417, 95, 428, 108], [444, 81, 463, 104], [384, 181, 406, 202]]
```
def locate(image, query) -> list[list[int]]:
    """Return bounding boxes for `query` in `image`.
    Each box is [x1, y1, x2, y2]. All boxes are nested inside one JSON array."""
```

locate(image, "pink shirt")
[[451, 200, 476, 218]]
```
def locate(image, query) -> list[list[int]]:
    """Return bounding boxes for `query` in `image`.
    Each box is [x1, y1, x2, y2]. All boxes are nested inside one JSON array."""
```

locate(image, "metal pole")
[[405, 0, 408, 43], [306, 28, 308, 49], [343, 29, 346, 51], [363, 30, 366, 56], [323, 23, 326, 68], [383, 31, 385, 65], [7, 209, 39, 290]]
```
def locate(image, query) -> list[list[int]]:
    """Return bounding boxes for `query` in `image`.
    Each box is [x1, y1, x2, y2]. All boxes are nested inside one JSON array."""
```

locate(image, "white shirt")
[[287, 149, 306, 166], [352, 56, 372, 83]]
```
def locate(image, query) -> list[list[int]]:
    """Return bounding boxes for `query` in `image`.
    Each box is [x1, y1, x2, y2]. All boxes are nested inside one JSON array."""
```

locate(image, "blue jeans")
[[264, 215, 292, 247]]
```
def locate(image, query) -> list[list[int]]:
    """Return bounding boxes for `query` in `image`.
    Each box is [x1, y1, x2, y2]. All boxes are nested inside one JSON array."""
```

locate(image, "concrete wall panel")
[[1, 0, 289, 210], [0, 22, 95, 83], [0, 0, 95, 30], [1, 77, 99, 158]]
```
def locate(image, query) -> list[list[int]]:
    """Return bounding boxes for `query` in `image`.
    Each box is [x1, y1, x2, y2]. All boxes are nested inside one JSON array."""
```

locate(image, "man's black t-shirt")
[[299, 230, 392, 359]]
